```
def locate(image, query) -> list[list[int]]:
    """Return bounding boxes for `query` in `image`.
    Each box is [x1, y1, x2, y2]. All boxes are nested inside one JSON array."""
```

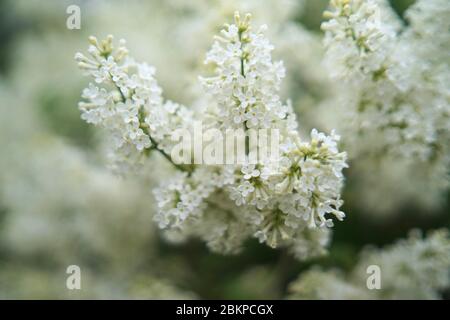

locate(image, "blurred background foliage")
[[0, 0, 448, 299]]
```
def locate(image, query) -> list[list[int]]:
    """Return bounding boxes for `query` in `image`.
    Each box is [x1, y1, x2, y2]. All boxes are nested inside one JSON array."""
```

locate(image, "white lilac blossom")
[[353, 229, 450, 299], [200, 13, 347, 227], [322, 0, 395, 81], [321, 0, 449, 161], [319, 0, 450, 213], [322, 0, 448, 161], [288, 229, 450, 300], [76, 13, 348, 259], [75, 35, 193, 172], [199, 13, 287, 130], [168, 0, 328, 128]]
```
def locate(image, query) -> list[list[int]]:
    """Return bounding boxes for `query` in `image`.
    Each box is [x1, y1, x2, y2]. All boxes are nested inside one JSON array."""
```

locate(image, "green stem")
[[238, 29, 251, 156], [238, 30, 246, 78], [147, 134, 191, 173], [112, 79, 192, 174]]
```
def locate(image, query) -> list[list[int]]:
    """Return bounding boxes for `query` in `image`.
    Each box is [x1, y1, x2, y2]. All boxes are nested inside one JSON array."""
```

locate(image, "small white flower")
[[241, 164, 260, 180]]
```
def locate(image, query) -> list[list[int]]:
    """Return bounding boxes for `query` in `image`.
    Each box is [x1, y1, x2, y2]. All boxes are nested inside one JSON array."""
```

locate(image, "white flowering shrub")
[[1, 0, 448, 300], [75, 12, 348, 258]]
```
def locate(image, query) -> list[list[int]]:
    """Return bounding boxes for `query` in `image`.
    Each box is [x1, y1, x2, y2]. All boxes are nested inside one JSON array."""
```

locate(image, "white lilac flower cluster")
[[321, 0, 449, 160], [76, 13, 348, 259], [75, 35, 193, 172], [168, 0, 328, 125], [322, 0, 395, 81], [288, 229, 450, 300], [200, 13, 287, 130], [320, 0, 450, 213]]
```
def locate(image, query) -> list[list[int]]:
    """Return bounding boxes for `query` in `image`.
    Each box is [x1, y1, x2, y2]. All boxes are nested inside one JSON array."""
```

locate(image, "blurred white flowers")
[[288, 229, 450, 299], [319, 0, 450, 214], [0, 83, 193, 299]]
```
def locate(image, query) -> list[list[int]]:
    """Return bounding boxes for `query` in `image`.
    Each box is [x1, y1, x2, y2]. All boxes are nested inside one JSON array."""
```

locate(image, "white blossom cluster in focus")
[[75, 36, 193, 173], [76, 12, 348, 259], [199, 15, 287, 129]]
